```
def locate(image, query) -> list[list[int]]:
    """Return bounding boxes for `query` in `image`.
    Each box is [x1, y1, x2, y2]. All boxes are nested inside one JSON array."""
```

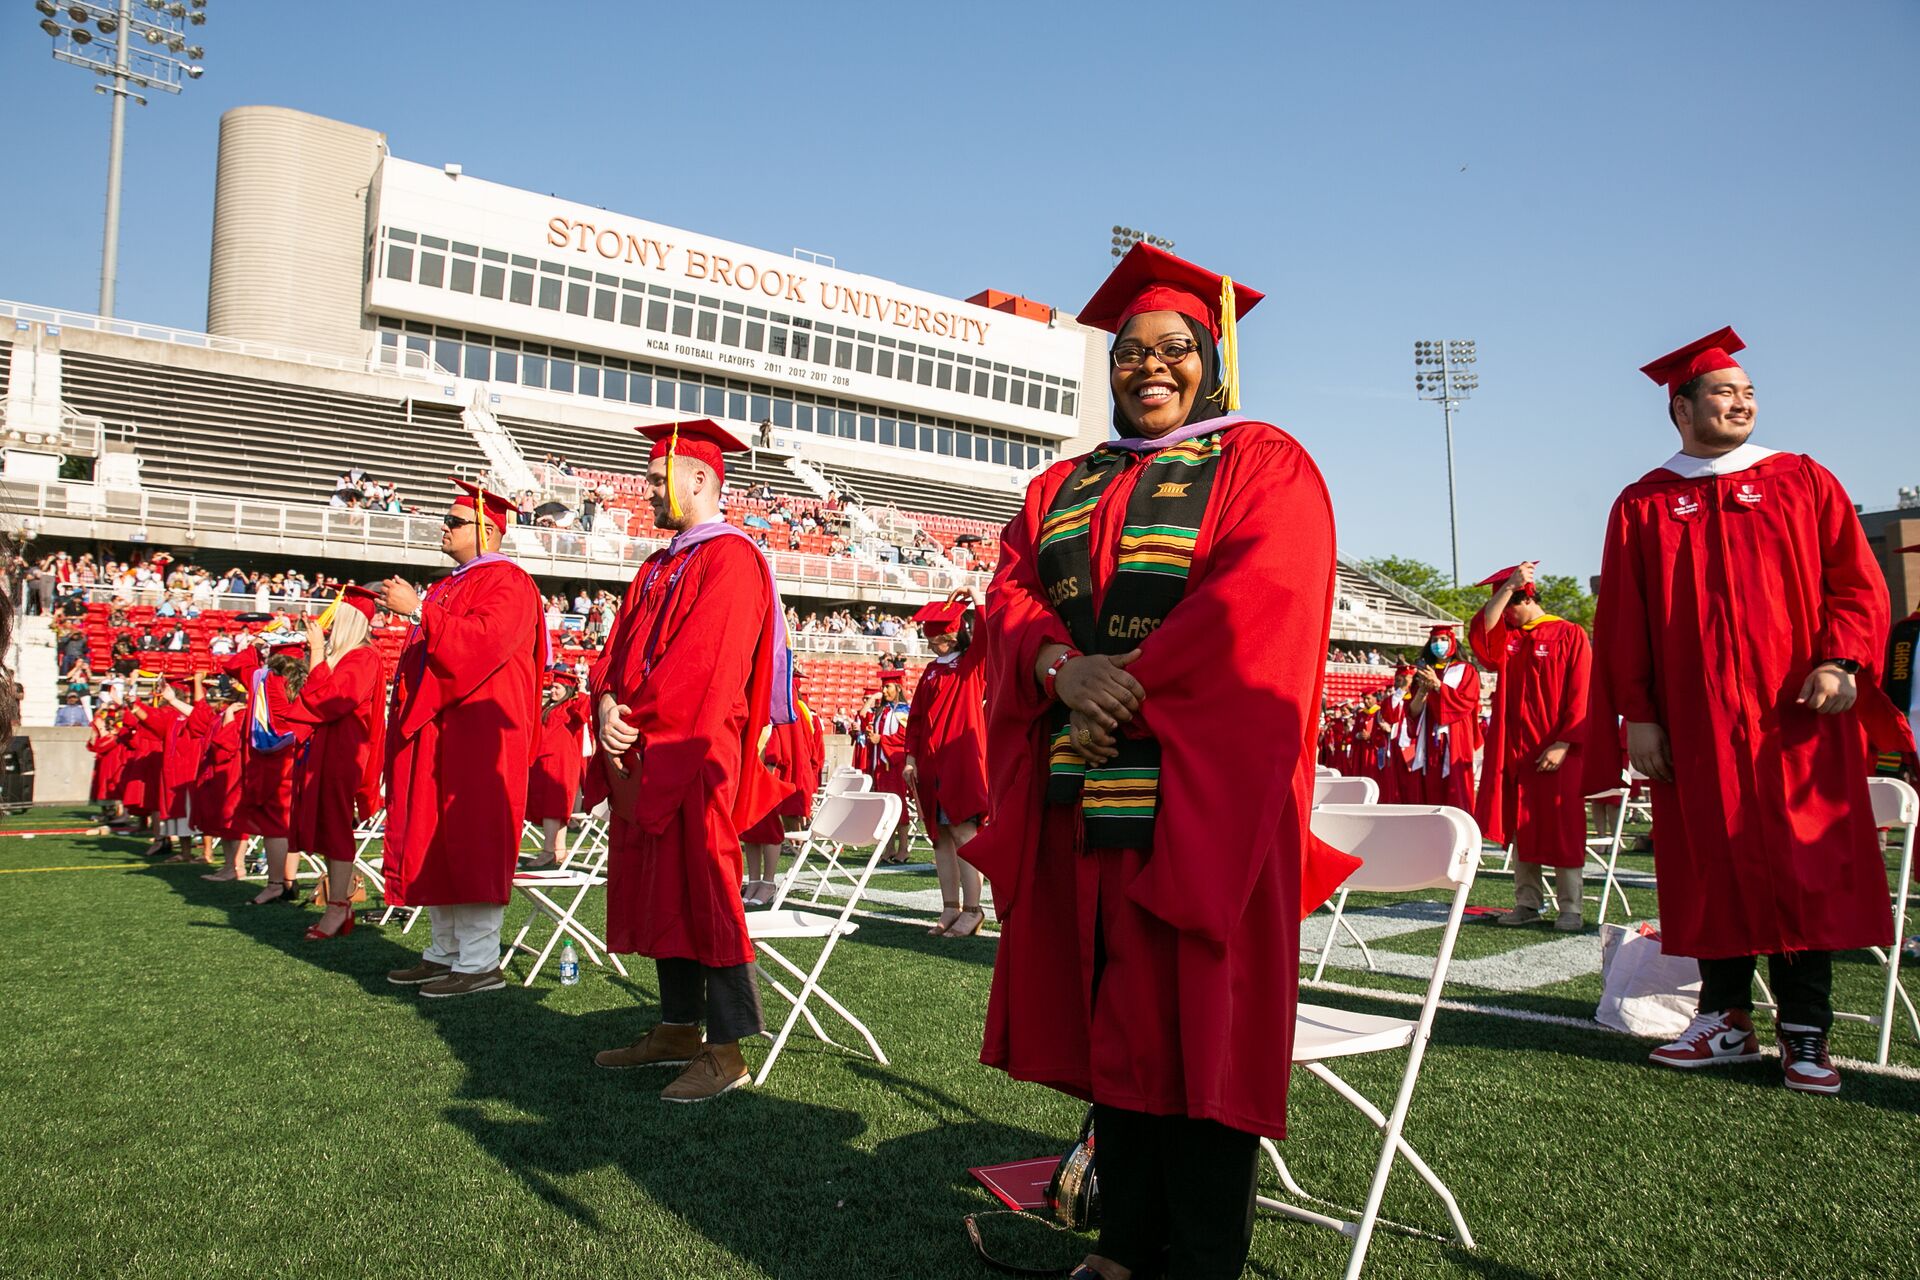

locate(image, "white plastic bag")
[[1595, 922, 1701, 1039]]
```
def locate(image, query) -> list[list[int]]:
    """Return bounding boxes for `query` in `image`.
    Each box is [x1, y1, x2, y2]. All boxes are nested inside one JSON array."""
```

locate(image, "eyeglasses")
[[442, 515, 475, 530], [1110, 338, 1200, 369]]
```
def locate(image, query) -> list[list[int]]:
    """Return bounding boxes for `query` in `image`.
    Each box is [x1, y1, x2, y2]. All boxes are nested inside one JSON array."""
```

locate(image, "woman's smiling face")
[[1110, 310, 1204, 437]]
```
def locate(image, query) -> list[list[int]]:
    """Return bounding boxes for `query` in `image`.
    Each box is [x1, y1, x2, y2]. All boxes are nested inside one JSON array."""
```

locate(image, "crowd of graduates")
[[58, 240, 1920, 1280]]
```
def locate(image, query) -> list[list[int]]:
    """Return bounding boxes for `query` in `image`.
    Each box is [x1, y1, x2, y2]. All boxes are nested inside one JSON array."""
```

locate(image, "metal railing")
[[1, 297, 433, 381]]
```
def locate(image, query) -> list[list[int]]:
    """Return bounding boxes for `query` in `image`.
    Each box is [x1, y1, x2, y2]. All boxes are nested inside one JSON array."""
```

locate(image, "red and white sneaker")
[[1648, 1008, 1762, 1069], [1777, 1023, 1842, 1095]]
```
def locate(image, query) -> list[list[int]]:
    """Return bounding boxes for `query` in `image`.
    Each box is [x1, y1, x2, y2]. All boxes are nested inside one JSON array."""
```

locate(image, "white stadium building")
[[2, 105, 1453, 739]]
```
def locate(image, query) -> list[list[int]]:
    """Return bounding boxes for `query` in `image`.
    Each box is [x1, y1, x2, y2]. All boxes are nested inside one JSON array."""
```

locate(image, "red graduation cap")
[[1427, 623, 1458, 638], [545, 664, 580, 688], [911, 599, 968, 636], [878, 667, 905, 686], [1475, 563, 1538, 598], [636, 419, 752, 483], [1078, 243, 1264, 341], [338, 584, 381, 621], [450, 477, 515, 545], [1639, 326, 1746, 398]]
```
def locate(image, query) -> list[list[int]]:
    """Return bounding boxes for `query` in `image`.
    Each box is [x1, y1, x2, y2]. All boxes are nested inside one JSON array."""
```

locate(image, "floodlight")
[[40, 17, 61, 35], [72, 25, 92, 42], [36, 0, 58, 15], [184, 62, 203, 78]]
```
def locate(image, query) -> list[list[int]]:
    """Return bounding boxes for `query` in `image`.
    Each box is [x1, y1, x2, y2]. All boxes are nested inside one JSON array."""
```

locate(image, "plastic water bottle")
[[558, 940, 579, 986]]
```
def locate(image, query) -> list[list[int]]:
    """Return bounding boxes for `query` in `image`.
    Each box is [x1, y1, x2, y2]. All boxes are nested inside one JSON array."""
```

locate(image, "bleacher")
[[1322, 665, 1396, 704], [814, 460, 1024, 527], [56, 349, 486, 507], [797, 653, 923, 723], [496, 412, 816, 502]]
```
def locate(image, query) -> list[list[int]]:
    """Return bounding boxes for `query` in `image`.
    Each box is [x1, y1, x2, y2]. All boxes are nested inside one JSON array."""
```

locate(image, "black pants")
[[1091, 1104, 1260, 1280], [656, 957, 764, 1043], [1698, 951, 1834, 1031]]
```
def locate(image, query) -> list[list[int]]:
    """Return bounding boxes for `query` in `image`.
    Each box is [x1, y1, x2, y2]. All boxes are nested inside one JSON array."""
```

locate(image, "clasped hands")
[[597, 693, 638, 776], [1039, 645, 1144, 766]]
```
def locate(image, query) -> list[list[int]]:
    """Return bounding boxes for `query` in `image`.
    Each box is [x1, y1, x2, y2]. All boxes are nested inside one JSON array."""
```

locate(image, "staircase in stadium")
[[462, 394, 539, 496], [782, 449, 972, 593]]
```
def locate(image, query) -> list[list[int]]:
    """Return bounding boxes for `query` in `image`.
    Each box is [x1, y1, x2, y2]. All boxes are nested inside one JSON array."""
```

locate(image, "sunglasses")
[[442, 515, 475, 530]]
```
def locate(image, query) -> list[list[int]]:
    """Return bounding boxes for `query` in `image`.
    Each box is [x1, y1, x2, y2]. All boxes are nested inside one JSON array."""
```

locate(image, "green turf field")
[[1, 808, 1915, 1279]]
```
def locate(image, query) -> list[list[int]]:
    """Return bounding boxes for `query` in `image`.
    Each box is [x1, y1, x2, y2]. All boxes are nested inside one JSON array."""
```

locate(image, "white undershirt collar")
[[1658, 441, 1777, 479]]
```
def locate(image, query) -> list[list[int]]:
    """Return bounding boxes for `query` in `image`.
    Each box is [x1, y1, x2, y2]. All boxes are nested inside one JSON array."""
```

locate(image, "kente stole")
[[1035, 431, 1223, 848]]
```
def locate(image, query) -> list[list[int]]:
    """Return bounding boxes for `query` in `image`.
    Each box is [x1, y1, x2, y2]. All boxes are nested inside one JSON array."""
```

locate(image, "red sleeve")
[[1468, 610, 1508, 670], [1123, 434, 1352, 940], [218, 647, 262, 680], [1429, 663, 1480, 730], [281, 650, 381, 736], [563, 695, 590, 734], [1592, 494, 1661, 725], [904, 675, 934, 760], [419, 570, 540, 708], [1547, 624, 1592, 747], [1808, 460, 1891, 669]]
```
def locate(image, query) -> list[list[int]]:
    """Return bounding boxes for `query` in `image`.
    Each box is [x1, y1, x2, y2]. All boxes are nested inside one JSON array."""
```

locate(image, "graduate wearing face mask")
[[1404, 623, 1483, 811]]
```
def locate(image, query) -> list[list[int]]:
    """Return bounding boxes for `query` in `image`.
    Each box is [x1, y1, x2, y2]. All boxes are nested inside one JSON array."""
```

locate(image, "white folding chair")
[[1317, 765, 1341, 777], [1584, 770, 1652, 925], [501, 838, 628, 987], [1867, 777, 1919, 1064], [752, 790, 901, 1086], [1309, 775, 1380, 983], [1261, 803, 1482, 1280], [800, 770, 874, 904]]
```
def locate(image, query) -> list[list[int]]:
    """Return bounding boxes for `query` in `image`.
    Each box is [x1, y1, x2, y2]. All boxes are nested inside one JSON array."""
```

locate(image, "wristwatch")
[[1814, 658, 1861, 675]]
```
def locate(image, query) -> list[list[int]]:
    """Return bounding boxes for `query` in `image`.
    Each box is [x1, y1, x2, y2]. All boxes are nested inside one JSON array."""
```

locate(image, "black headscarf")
[[1110, 314, 1227, 440]]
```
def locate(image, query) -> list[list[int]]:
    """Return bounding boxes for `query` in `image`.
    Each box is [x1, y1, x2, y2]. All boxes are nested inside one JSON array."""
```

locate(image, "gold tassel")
[[666, 424, 685, 522], [474, 481, 492, 554], [1218, 275, 1241, 412], [313, 592, 341, 633]]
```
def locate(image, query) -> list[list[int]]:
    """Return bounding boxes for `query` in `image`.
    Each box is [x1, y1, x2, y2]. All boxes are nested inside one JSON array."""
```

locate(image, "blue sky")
[[4, 1, 1914, 582]]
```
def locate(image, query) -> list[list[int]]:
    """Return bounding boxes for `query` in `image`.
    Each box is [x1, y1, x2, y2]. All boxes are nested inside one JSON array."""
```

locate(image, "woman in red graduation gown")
[[868, 669, 914, 863], [87, 707, 127, 816], [282, 586, 388, 940], [738, 681, 823, 905], [966, 244, 1356, 1280], [1405, 624, 1482, 809], [192, 673, 252, 882], [222, 638, 307, 906], [902, 594, 991, 936], [126, 690, 184, 858], [525, 667, 590, 869]]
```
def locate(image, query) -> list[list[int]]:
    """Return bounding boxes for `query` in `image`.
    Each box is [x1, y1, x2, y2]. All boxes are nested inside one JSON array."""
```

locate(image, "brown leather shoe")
[[661, 1042, 750, 1103], [387, 960, 453, 986], [594, 1022, 704, 1070], [419, 968, 506, 998]]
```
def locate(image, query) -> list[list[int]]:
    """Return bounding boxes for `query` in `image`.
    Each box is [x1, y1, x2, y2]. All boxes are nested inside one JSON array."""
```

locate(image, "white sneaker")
[[1649, 1009, 1760, 1069]]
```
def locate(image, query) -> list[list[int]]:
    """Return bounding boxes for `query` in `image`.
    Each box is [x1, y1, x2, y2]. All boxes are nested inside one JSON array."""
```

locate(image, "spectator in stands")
[[55, 692, 88, 727], [571, 589, 589, 614], [27, 557, 54, 616], [208, 629, 235, 657], [581, 488, 600, 533], [58, 626, 88, 677], [517, 491, 536, 526], [757, 418, 773, 448]]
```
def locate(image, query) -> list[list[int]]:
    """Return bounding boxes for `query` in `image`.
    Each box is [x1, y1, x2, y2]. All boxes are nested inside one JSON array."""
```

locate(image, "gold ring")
[[1079, 729, 1092, 743]]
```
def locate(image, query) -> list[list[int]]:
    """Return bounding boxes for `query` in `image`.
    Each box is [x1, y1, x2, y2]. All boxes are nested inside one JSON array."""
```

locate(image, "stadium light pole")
[[1413, 338, 1478, 586], [33, 0, 210, 317], [1110, 225, 1175, 260]]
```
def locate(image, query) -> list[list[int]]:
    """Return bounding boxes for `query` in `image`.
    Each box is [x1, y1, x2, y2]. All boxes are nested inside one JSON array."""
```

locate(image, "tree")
[[1359, 556, 1595, 632]]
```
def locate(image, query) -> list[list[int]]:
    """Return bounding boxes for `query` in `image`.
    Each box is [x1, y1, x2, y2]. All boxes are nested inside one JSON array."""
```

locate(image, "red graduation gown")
[[1407, 661, 1481, 810], [87, 719, 125, 803], [117, 718, 158, 815], [190, 707, 247, 841], [1471, 614, 1592, 867], [1584, 451, 1906, 958], [282, 648, 386, 863], [870, 699, 911, 799], [130, 705, 187, 820], [383, 558, 545, 908], [526, 694, 590, 823], [967, 420, 1355, 1137], [776, 700, 826, 821], [221, 649, 298, 839], [904, 647, 990, 828], [586, 533, 785, 967]]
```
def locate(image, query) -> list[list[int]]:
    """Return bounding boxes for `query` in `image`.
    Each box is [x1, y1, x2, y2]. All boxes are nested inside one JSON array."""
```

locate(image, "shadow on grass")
[[146, 861, 1072, 1278]]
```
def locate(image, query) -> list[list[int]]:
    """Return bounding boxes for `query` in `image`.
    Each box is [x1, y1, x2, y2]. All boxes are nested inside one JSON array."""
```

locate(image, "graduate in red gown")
[[739, 672, 825, 907], [86, 707, 127, 815], [1470, 561, 1593, 929], [126, 687, 186, 859], [190, 673, 253, 883], [1403, 624, 1481, 810], [221, 636, 307, 906], [1589, 327, 1915, 1094], [281, 585, 388, 942], [587, 420, 792, 1101], [155, 680, 218, 864], [903, 595, 991, 937], [965, 245, 1357, 1280], [378, 479, 545, 997], [1880, 543, 1920, 779], [525, 666, 590, 870], [869, 667, 914, 863]]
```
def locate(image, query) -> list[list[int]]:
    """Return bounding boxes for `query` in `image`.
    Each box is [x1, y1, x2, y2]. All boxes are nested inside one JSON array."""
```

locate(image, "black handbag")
[[964, 1107, 1099, 1275]]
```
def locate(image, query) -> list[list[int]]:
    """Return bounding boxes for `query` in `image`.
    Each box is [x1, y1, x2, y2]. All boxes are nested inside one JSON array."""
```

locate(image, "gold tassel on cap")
[[665, 423, 685, 522], [1217, 275, 1241, 412]]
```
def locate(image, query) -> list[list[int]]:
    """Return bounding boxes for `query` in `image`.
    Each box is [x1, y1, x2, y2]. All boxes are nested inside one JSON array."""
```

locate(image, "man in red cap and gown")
[[967, 243, 1356, 1280], [1880, 543, 1920, 779], [903, 594, 992, 936], [379, 479, 545, 997], [1587, 327, 1914, 1094], [1401, 624, 1481, 809], [525, 666, 590, 870], [588, 419, 793, 1102], [1470, 561, 1593, 929]]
